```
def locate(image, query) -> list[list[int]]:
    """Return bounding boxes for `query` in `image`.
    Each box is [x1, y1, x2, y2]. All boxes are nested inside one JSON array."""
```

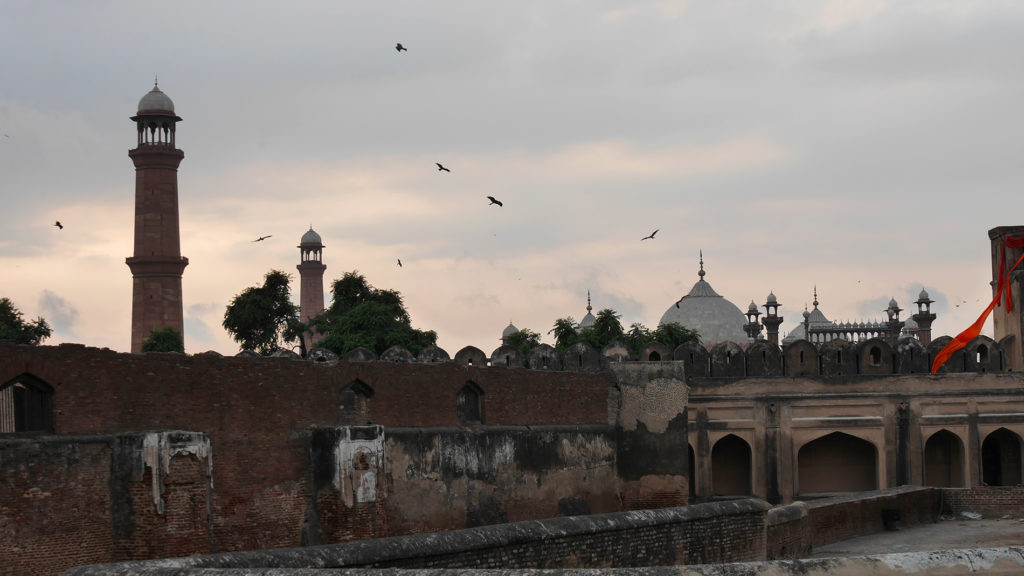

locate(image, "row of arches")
[[692, 428, 1022, 500]]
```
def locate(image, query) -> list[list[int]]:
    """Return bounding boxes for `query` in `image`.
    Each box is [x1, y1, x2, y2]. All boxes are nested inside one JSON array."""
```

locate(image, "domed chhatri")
[[659, 251, 748, 346], [137, 78, 176, 113], [502, 321, 519, 341]]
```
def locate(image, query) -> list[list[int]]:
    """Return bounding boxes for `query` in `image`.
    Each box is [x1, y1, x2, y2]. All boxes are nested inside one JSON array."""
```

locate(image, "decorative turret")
[[743, 300, 762, 341], [761, 291, 784, 346], [885, 298, 905, 344], [126, 79, 188, 353], [580, 291, 596, 329]]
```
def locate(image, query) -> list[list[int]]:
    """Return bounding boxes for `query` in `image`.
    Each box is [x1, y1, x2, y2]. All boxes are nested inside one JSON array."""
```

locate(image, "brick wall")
[[941, 486, 1024, 517], [0, 433, 211, 576], [798, 486, 940, 550], [0, 343, 617, 571], [63, 499, 770, 574]]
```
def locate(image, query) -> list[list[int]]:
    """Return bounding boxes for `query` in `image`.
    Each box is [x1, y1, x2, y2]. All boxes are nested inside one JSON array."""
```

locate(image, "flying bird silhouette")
[[253, 235, 272, 242], [487, 196, 503, 207], [436, 162, 450, 172], [397, 258, 402, 267], [395, 43, 407, 52], [641, 229, 659, 241], [54, 221, 63, 230]]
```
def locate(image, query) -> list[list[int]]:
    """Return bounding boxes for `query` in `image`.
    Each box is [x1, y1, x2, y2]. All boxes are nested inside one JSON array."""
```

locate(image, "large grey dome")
[[659, 267, 748, 346], [138, 82, 175, 113]]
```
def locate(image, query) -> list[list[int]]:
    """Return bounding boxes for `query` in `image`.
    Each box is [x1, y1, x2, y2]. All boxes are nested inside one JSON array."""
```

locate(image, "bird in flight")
[[397, 258, 402, 267], [641, 229, 659, 241], [253, 235, 272, 242], [487, 196, 503, 207], [54, 221, 63, 230], [436, 162, 450, 172], [395, 43, 407, 52]]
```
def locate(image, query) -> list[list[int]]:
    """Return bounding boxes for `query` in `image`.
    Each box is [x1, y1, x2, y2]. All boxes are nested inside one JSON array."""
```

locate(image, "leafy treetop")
[[0, 297, 52, 345]]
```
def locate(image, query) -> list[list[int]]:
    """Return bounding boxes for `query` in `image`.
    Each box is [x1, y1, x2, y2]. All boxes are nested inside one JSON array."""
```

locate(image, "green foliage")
[[550, 309, 699, 357], [548, 317, 578, 352], [0, 297, 52, 345], [141, 326, 184, 353], [505, 328, 541, 357], [317, 271, 437, 356], [222, 270, 302, 355]]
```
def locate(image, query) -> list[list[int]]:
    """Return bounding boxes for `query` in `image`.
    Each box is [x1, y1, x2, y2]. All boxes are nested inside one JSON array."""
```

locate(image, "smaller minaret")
[[911, 288, 936, 345], [297, 227, 326, 350], [885, 298, 905, 344], [743, 301, 762, 341], [761, 292, 784, 346]]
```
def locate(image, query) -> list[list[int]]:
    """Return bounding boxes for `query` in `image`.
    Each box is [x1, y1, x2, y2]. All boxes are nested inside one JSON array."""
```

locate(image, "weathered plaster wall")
[[0, 433, 211, 576]]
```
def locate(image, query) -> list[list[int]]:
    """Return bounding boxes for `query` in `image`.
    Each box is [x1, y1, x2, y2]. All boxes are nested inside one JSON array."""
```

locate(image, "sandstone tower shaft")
[[126, 82, 188, 353], [297, 227, 326, 350]]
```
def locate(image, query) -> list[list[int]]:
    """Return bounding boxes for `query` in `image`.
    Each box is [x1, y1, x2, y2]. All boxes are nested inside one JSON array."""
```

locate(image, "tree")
[[316, 271, 437, 356], [505, 328, 541, 357], [549, 317, 579, 352], [222, 270, 302, 355], [654, 322, 701, 349], [141, 327, 184, 353], [0, 297, 52, 345]]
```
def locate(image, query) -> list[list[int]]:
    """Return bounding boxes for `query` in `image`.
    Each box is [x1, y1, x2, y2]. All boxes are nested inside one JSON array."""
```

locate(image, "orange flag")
[[931, 237, 1024, 373]]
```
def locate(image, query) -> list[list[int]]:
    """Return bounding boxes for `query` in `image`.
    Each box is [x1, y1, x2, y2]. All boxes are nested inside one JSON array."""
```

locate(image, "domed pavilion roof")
[[138, 80, 175, 113], [659, 253, 748, 346], [579, 291, 596, 329], [300, 226, 323, 246], [502, 321, 519, 340]]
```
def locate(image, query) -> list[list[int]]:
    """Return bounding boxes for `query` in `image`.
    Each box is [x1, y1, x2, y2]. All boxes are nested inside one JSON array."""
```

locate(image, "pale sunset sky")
[[1, 1, 1022, 354]]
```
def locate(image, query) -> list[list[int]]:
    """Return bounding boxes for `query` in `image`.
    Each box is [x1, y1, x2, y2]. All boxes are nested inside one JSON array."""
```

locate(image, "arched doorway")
[[0, 374, 54, 433], [982, 428, 1022, 486], [924, 430, 964, 487], [711, 434, 751, 496], [798, 432, 876, 495]]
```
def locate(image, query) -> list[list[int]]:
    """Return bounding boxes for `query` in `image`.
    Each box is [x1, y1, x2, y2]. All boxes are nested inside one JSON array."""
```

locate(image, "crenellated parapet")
[[226, 332, 1013, 379]]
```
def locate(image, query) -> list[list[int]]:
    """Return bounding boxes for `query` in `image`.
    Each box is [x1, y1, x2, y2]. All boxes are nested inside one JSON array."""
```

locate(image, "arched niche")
[[982, 428, 1022, 487], [457, 381, 484, 425], [563, 342, 601, 372], [895, 337, 928, 374], [924, 429, 965, 488], [339, 379, 374, 426], [639, 342, 671, 362], [710, 434, 752, 496], [0, 374, 54, 433], [797, 431, 877, 496]]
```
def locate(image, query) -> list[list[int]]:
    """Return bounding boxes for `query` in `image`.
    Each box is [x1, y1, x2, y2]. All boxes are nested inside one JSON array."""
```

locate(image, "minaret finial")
[[698, 249, 705, 279], [586, 290, 592, 313], [813, 285, 819, 309], [154, 75, 158, 88]]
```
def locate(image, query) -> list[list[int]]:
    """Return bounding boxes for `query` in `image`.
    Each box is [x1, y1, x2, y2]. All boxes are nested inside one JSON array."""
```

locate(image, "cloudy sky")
[[1, 1, 1022, 355]]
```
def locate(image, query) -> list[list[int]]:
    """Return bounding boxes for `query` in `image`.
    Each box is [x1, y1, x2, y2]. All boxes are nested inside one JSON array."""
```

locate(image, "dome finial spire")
[[698, 249, 706, 280], [813, 285, 819, 309], [154, 75, 158, 88], [586, 290, 592, 313]]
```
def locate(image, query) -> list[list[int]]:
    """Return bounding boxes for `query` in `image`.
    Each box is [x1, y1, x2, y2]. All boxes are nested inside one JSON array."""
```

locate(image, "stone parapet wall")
[[63, 499, 770, 574], [803, 486, 940, 548]]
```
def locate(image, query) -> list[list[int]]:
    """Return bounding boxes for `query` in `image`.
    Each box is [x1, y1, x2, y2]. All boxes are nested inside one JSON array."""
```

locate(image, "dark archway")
[[339, 380, 374, 425], [798, 432, 876, 495], [711, 434, 751, 496], [924, 430, 964, 487], [0, 374, 54, 433], [457, 382, 483, 425], [982, 428, 1022, 487]]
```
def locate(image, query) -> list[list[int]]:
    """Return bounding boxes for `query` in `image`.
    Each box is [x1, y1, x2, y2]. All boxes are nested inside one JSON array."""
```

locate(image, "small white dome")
[[502, 322, 519, 339]]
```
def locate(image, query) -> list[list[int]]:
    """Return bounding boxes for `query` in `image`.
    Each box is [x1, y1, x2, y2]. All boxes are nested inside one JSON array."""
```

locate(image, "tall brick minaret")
[[297, 226, 326, 350], [126, 80, 188, 353]]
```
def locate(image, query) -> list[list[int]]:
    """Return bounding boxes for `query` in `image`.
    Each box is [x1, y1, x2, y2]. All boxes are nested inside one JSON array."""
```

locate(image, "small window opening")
[[978, 345, 989, 364], [869, 346, 881, 366], [649, 351, 661, 361], [457, 383, 482, 424]]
